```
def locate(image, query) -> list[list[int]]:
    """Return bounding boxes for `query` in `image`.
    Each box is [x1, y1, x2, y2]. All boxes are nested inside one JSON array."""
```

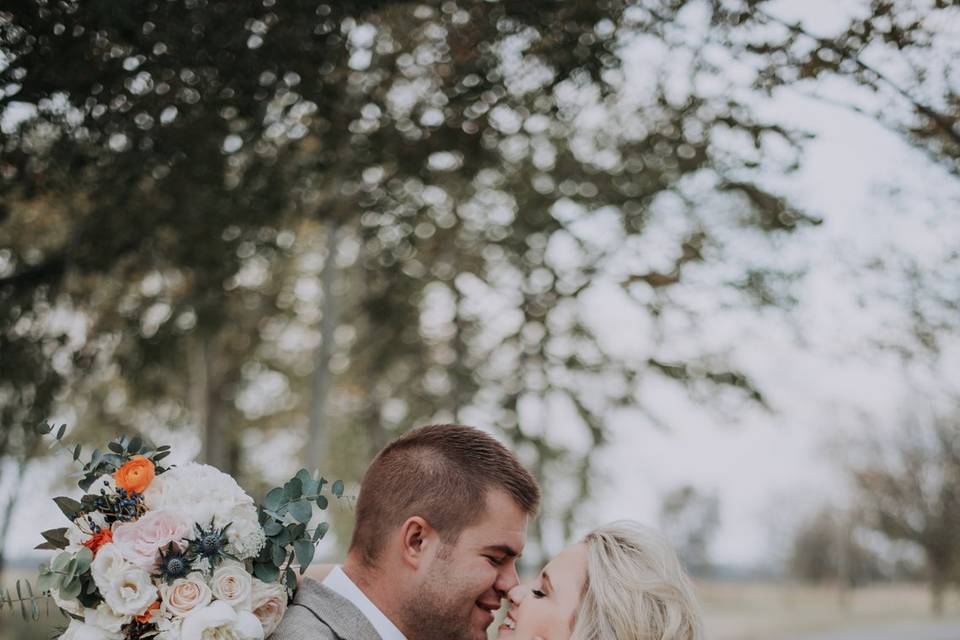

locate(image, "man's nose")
[[495, 562, 521, 596]]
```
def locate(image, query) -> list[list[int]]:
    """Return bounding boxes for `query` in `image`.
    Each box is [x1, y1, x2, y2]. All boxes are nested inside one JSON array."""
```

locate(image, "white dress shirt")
[[322, 566, 407, 640]]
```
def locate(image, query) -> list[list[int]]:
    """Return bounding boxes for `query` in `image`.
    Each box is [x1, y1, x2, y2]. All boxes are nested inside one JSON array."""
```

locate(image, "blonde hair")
[[570, 521, 705, 640]]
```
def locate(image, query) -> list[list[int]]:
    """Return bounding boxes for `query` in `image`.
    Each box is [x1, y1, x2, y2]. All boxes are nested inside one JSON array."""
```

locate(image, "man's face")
[[404, 489, 529, 640]]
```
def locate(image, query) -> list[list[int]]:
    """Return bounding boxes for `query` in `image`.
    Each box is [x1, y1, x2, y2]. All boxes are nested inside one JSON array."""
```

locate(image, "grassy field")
[[3, 571, 959, 640], [699, 580, 960, 640]]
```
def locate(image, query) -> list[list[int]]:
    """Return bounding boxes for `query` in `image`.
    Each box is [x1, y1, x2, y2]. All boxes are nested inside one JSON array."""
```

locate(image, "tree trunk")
[[929, 559, 947, 616], [363, 405, 388, 460], [191, 333, 231, 473], [0, 456, 29, 582], [307, 223, 341, 471]]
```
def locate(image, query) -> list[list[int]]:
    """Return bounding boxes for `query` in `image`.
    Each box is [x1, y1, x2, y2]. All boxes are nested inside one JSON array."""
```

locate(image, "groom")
[[271, 423, 541, 640]]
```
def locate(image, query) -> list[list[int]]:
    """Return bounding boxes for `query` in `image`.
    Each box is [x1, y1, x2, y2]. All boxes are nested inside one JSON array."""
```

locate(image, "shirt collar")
[[322, 565, 407, 640]]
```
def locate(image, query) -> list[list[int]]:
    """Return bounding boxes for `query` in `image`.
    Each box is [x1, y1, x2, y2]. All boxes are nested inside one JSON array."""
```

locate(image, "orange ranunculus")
[[135, 600, 160, 624], [82, 528, 113, 555], [114, 455, 156, 494]]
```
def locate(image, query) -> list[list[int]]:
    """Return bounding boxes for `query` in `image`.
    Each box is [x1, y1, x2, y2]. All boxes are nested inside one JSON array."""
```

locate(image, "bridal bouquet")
[[7, 423, 342, 640]]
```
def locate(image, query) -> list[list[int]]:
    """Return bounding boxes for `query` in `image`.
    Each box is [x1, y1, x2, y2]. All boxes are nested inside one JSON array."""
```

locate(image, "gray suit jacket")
[[270, 578, 383, 640]]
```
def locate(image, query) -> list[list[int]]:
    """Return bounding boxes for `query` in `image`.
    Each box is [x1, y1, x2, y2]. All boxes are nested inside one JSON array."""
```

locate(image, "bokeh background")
[[2, 1, 960, 638]]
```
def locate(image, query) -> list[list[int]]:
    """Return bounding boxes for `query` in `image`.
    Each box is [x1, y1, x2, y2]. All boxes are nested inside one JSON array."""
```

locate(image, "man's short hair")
[[349, 424, 541, 567]]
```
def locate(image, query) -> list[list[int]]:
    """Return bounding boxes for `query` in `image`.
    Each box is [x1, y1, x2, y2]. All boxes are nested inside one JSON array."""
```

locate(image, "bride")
[[304, 520, 703, 640], [497, 521, 704, 640]]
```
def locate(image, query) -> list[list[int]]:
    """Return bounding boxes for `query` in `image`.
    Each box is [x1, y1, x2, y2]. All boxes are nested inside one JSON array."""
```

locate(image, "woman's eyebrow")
[[542, 570, 554, 593]]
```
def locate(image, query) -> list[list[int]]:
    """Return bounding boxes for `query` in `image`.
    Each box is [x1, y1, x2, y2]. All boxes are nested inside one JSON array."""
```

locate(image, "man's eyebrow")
[[483, 544, 521, 558]]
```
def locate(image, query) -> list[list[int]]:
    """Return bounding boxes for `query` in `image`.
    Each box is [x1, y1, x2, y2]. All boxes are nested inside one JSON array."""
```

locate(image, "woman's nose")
[[507, 582, 528, 607]]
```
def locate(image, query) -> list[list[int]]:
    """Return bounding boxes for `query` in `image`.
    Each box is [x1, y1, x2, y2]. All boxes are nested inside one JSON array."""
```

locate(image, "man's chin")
[[471, 605, 497, 638]]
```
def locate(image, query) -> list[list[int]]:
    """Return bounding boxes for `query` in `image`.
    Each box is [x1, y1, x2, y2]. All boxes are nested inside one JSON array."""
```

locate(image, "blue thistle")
[[158, 543, 190, 584], [190, 521, 232, 568]]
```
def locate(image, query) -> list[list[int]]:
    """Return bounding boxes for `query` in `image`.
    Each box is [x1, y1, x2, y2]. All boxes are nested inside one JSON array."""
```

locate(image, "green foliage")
[[35, 422, 171, 491], [0, 580, 43, 621], [254, 469, 339, 589]]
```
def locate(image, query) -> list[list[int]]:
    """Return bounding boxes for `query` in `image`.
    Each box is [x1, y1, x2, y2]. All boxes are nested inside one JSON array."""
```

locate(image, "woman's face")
[[498, 543, 588, 640]]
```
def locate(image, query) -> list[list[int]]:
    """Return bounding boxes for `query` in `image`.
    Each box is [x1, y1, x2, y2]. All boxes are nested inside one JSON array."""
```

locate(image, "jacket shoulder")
[[269, 580, 338, 640]]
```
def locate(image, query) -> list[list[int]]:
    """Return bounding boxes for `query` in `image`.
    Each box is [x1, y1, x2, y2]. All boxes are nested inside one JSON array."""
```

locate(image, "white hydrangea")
[[144, 463, 264, 559]]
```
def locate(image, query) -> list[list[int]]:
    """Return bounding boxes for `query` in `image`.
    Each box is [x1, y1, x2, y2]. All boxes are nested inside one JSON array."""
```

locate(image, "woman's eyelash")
[[531, 588, 546, 598]]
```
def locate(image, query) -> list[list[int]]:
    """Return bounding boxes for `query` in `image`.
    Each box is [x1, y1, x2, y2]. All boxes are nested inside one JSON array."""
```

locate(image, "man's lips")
[[475, 599, 500, 622]]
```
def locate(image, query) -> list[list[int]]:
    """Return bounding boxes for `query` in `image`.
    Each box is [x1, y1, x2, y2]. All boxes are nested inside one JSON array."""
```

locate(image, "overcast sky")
[[583, 85, 960, 566]]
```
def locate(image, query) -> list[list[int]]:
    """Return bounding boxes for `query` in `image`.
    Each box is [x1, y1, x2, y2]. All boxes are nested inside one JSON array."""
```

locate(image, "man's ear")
[[398, 516, 435, 568]]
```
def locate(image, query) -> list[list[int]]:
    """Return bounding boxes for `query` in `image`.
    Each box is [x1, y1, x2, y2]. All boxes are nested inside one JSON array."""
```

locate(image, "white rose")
[[101, 566, 158, 616], [61, 619, 122, 640], [90, 544, 131, 592], [83, 604, 131, 634], [249, 579, 287, 637], [210, 561, 252, 609], [180, 601, 263, 640], [161, 573, 213, 618]]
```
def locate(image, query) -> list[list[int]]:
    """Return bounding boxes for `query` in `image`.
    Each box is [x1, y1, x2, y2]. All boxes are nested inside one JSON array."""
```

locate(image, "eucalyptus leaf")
[[36, 423, 53, 435], [107, 442, 124, 454], [312, 522, 329, 543], [263, 521, 283, 537], [128, 436, 142, 453], [314, 495, 328, 510], [295, 468, 313, 487], [16, 580, 26, 620], [287, 523, 306, 540], [293, 540, 315, 573], [253, 562, 279, 583], [264, 488, 285, 512], [72, 444, 82, 461], [270, 542, 285, 567], [332, 480, 344, 498], [285, 567, 297, 593], [51, 553, 72, 572], [56, 424, 67, 440], [101, 454, 126, 468], [75, 548, 93, 573], [283, 478, 302, 501], [60, 578, 82, 600], [273, 528, 291, 547], [36, 572, 58, 594], [78, 475, 96, 492], [288, 500, 312, 524], [63, 559, 79, 583]]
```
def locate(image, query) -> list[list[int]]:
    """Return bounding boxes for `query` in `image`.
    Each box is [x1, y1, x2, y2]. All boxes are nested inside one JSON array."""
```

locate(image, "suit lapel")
[[295, 578, 383, 640]]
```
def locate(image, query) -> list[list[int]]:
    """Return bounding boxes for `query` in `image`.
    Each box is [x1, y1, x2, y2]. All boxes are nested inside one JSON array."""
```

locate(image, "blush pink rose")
[[112, 510, 191, 571]]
